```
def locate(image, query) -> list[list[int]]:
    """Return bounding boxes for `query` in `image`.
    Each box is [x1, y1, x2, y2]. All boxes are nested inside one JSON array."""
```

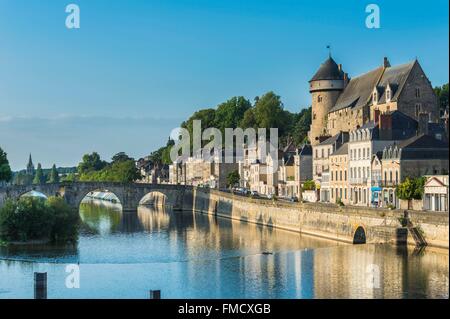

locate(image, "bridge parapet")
[[0, 182, 190, 211]]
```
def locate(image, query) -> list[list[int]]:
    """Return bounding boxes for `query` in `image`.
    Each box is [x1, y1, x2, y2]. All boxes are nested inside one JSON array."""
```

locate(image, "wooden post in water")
[[34, 272, 47, 299], [149, 289, 161, 299]]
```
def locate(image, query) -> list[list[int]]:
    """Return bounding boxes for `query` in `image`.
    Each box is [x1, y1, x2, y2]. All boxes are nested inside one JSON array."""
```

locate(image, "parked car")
[[289, 196, 299, 202], [250, 190, 260, 198]]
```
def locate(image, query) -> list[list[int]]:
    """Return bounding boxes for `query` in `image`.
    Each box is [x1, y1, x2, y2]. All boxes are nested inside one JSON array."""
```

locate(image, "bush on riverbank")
[[0, 196, 80, 244]]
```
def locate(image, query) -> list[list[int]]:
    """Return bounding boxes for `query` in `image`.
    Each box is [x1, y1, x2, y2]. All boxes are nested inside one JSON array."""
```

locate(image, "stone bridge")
[[0, 182, 189, 211]]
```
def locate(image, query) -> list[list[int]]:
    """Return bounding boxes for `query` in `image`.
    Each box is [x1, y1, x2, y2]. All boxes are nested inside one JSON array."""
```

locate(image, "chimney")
[[418, 112, 429, 136], [343, 73, 349, 86], [383, 57, 391, 68]]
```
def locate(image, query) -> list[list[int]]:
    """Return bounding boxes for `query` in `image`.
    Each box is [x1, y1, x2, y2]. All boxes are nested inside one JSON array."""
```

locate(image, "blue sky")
[[0, 0, 448, 170]]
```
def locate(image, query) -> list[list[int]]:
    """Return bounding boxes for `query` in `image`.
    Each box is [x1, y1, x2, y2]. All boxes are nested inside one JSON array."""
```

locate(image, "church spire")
[[26, 153, 35, 175]]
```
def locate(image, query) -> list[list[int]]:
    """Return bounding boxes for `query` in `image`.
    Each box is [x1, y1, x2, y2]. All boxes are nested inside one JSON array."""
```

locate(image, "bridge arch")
[[139, 191, 168, 208], [74, 187, 124, 211], [20, 190, 49, 200], [353, 225, 367, 244]]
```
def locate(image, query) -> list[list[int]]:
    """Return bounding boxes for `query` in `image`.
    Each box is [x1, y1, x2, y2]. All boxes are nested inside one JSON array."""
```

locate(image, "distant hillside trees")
[[77, 152, 141, 183], [153, 91, 312, 163]]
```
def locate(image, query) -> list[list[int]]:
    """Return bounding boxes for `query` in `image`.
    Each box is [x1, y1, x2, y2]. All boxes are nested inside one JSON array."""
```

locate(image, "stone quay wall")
[[180, 187, 448, 249]]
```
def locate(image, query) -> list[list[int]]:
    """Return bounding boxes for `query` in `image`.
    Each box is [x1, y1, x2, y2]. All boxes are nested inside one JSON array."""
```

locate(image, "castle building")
[[309, 56, 439, 145]]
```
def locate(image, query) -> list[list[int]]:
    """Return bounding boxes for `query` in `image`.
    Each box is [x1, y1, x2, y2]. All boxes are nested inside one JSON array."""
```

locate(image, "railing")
[[349, 177, 368, 185]]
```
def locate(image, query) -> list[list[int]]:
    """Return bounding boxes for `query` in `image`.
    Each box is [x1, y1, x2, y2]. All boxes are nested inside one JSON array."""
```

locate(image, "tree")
[[111, 152, 133, 163], [0, 147, 12, 183], [33, 163, 45, 185], [47, 164, 60, 183], [302, 180, 316, 191], [434, 83, 449, 111], [214, 96, 252, 132], [253, 91, 288, 135], [77, 152, 107, 175], [239, 108, 257, 129], [226, 170, 240, 188], [396, 177, 426, 201]]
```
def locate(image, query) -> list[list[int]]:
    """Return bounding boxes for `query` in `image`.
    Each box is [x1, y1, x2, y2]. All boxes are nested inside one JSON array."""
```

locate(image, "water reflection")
[[0, 201, 448, 299]]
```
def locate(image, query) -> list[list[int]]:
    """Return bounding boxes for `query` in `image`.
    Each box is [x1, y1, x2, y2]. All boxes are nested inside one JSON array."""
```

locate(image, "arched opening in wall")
[[139, 191, 168, 208], [353, 226, 366, 244], [20, 191, 48, 200], [79, 190, 123, 234], [81, 190, 121, 205]]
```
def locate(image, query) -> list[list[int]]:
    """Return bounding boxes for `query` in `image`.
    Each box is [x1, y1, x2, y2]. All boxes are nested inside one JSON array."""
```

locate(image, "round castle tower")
[[308, 57, 346, 145]]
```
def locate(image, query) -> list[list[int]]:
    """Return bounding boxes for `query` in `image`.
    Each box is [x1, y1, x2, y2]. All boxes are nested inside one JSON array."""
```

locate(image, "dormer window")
[[372, 89, 378, 105], [386, 88, 391, 102]]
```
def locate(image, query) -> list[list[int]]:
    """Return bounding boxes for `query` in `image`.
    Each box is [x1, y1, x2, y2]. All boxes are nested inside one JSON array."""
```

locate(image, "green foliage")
[[434, 83, 449, 111], [79, 159, 141, 183], [32, 163, 45, 185], [111, 152, 133, 163], [302, 180, 316, 191], [396, 177, 426, 200], [226, 170, 240, 188], [151, 92, 312, 163], [47, 164, 60, 183], [336, 198, 345, 206], [77, 152, 107, 175], [149, 138, 174, 165], [0, 196, 79, 243], [61, 173, 77, 182], [0, 147, 13, 183], [215, 97, 252, 133]]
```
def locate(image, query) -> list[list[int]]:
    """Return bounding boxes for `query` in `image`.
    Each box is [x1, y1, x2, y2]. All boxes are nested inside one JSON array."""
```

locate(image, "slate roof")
[[310, 57, 344, 82], [375, 61, 415, 104], [298, 144, 312, 156], [330, 66, 384, 113], [331, 143, 348, 156], [383, 134, 449, 160], [318, 131, 349, 146]]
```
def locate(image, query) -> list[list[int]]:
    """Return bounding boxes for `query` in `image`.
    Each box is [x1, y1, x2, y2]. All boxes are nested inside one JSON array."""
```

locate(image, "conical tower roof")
[[310, 57, 344, 82]]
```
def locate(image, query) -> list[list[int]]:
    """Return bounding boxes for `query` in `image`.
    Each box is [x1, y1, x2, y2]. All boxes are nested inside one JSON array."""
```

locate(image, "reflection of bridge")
[[0, 182, 189, 211]]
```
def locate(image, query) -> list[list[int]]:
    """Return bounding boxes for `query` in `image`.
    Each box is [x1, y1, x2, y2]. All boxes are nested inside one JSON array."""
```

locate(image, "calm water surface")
[[0, 200, 448, 299]]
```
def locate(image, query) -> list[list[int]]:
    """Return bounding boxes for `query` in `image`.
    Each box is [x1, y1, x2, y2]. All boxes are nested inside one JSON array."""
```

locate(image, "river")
[[0, 200, 448, 299]]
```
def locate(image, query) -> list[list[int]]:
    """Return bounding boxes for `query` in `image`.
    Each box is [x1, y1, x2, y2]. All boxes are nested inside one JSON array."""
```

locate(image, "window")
[[395, 171, 398, 184], [345, 171, 347, 181], [415, 104, 422, 117], [386, 89, 391, 101], [415, 87, 421, 98], [389, 171, 393, 182], [321, 149, 324, 158], [340, 171, 342, 181], [318, 95, 323, 103], [373, 91, 378, 103], [363, 148, 366, 158]]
